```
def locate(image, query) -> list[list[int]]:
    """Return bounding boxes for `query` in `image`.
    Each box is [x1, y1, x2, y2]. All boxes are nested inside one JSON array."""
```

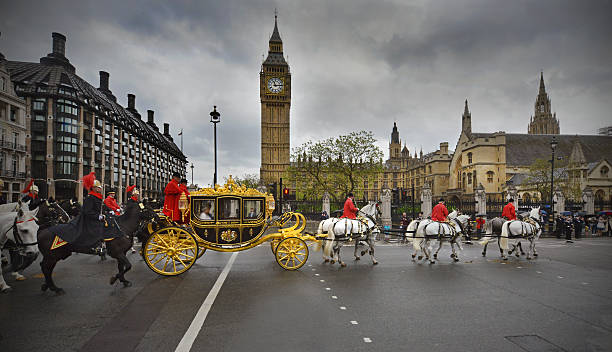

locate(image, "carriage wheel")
[[270, 238, 281, 254], [144, 227, 198, 276], [275, 237, 309, 270]]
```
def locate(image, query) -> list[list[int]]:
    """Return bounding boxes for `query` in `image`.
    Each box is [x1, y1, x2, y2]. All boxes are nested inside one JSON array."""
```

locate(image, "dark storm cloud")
[[1, 0, 611, 185]]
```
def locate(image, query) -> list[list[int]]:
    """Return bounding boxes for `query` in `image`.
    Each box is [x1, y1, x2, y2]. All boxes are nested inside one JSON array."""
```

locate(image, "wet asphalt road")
[[1, 237, 612, 352]]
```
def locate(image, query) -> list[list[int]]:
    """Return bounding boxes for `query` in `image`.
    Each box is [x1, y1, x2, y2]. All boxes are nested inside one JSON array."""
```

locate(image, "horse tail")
[[500, 222, 510, 250], [485, 218, 493, 235]]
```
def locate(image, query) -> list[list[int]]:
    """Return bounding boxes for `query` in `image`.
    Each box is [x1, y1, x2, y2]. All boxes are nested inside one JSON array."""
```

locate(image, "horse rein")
[[3, 216, 39, 248]]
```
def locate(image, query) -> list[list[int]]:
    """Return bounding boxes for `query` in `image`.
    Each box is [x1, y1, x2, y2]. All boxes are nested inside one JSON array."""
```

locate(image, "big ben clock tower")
[[260, 13, 291, 184]]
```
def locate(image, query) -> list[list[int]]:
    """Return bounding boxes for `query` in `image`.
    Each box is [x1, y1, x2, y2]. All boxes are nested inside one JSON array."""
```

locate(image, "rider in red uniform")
[[103, 189, 121, 216], [340, 192, 358, 219], [502, 198, 517, 220], [431, 198, 449, 222]]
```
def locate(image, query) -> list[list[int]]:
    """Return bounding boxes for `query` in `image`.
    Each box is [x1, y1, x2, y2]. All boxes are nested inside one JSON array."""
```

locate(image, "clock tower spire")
[[260, 12, 291, 184], [528, 72, 559, 134]]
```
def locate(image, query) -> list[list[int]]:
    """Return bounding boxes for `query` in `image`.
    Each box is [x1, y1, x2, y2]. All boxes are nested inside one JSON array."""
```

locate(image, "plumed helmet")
[[93, 180, 102, 188], [31, 185, 39, 192], [126, 185, 136, 193]]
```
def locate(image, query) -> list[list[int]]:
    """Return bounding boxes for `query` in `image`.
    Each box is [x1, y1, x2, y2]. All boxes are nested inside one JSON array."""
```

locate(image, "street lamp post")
[[190, 163, 194, 186], [210, 106, 220, 187], [549, 136, 558, 234]]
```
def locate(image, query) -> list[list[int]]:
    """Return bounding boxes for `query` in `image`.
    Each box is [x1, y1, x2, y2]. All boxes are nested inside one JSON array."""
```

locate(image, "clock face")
[[267, 77, 283, 93]]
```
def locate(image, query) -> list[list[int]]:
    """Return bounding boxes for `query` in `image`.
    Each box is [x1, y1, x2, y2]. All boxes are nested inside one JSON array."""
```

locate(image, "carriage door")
[[217, 196, 242, 244]]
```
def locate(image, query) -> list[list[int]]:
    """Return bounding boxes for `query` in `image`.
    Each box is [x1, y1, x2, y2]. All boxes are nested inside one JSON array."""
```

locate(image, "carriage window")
[[219, 198, 240, 220], [193, 199, 215, 221], [244, 200, 263, 219]]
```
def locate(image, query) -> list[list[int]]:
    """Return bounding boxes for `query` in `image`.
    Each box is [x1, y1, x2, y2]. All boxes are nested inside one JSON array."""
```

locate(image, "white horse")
[[0, 200, 30, 213], [405, 210, 458, 262], [0, 207, 40, 292], [320, 202, 380, 267], [496, 207, 542, 260], [413, 211, 469, 264], [431, 213, 472, 262]]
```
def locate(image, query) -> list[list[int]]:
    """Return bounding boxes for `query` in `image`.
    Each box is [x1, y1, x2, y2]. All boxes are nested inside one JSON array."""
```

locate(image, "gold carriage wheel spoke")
[[148, 243, 168, 251], [290, 256, 296, 267], [147, 249, 166, 256], [176, 252, 195, 260], [175, 243, 196, 251], [278, 254, 290, 261], [175, 256, 188, 268], [151, 253, 167, 266], [172, 257, 177, 272], [155, 233, 170, 246], [276, 249, 290, 254], [162, 256, 170, 271]]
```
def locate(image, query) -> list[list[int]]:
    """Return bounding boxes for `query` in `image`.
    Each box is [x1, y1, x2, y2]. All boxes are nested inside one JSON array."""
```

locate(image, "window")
[[244, 199, 263, 219], [0, 77, 4, 91], [33, 99, 46, 111], [467, 172, 472, 184], [487, 171, 494, 183], [57, 116, 78, 134], [428, 166, 432, 173], [56, 99, 78, 115], [602, 166, 609, 178], [34, 114, 46, 121], [10, 107, 17, 122], [467, 152, 473, 164]]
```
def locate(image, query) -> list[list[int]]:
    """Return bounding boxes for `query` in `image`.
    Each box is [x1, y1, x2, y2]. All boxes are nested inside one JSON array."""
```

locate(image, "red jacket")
[[104, 196, 121, 215], [340, 197, 358, 219], [476, 218, 486, 229], [163, 179, 183, 221], [431, 203, 449, 221], [502, 202, 516, 220]]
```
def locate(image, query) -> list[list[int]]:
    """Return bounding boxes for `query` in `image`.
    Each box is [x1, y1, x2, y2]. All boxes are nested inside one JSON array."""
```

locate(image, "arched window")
[[487, 171, 494, 183], [601, 166, 609, 178], [467, 152, 473, 164], [462, 173, 466, 189], [467, 172, 472, 184]]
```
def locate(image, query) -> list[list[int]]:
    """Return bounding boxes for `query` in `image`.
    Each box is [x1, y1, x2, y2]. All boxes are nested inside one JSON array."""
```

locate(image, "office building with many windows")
[[5, 32, 186, 202]]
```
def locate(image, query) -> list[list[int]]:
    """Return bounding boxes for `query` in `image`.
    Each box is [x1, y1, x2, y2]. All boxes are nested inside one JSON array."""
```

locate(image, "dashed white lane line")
[[558, 276, 564, 279], [175, 252, 238, 352], [315, 273, 320, 276], [350, 321, 359, 325], [536, 271, 543, 274], [331, 295, 338, 299], [320, 279, 325, 282], [340, 306, 347, 310], [363, 337, 372, 343], [325, 287, 331, 291], [582, 282, 589, 285]]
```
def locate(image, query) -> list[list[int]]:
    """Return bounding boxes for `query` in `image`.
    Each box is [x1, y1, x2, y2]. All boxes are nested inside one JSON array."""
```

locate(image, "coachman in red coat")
[[340, 193, 359, 219], [103, 189, 121, 216], [431, 198, 449, 222], [502, 198, 517, 221], [163, 172, 183, 222]]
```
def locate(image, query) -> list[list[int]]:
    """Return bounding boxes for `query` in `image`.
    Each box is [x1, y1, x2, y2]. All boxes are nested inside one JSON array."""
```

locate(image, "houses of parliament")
[[258, 17, 612, 203]]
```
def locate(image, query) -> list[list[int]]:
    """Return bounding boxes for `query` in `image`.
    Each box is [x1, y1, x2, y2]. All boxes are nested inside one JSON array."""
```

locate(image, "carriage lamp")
[[210, 106, 220, 187], [179, 192, 189, 223]]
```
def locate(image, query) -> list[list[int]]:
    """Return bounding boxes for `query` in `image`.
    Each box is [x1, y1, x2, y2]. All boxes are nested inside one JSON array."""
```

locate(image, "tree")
[[226, 174, 260, 190], [286, 131, 383, 201], [525, 158, 567, 202]]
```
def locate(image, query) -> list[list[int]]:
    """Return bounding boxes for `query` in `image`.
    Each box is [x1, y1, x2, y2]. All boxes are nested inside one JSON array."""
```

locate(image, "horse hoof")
[[361, 251, 366, 256], [341, 263, 347, 268], [373, 261, 378, 265], [502, 257, 508, 261], [330, 260, 335, 264], [41, 283, 48, 292], [418, 256, 423, 260], [354, 257, 360, 261], [55, 288, 65, 295], [433, 254, 438, 259], [1, 286, 12, 293], [450, 253, 456, 258], [429, 261, 436, 265], [15, 274, 26, 281], [453, 258, 459, 262], [324, 259, 330, 263], [122, 281, 132, 288], [482, 252, 486, 257], [110, 276, 118, 285], [411, 254, 416, 259], [526, 256, 532, 260], [533, 253, 538, 257]]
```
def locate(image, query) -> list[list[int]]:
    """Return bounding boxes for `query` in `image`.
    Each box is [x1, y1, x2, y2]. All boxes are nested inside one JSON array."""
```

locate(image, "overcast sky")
[[1, 0, 611, 187]]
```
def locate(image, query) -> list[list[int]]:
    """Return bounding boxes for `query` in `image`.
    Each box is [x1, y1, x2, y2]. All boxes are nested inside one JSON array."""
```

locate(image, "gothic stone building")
[[448, 74, 612, 207], [5, 33, 187, 202], [260, 15, 291, 184]]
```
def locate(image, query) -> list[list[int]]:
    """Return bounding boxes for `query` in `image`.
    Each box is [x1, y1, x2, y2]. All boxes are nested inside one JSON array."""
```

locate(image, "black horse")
[[37, 201, 158, 294]]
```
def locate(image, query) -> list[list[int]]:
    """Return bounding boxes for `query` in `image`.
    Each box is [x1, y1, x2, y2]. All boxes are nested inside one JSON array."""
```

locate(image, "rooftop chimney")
[[40, 32, 75, 73], [147, 110, 155, 124], [52, 32, 66, 57], [99, 71, 109, 91], [163, 123, 170, 136], [440, 142, 449, 155], [127, 94, 135, 109]]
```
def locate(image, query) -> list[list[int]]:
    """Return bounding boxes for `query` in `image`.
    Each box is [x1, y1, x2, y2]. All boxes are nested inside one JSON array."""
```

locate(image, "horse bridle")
[[4, 216, 39, 248]]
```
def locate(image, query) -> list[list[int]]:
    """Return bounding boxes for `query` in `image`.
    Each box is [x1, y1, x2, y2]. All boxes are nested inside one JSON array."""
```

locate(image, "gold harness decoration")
[[220, 229, 237, 242], [50, 236, 68, 250]]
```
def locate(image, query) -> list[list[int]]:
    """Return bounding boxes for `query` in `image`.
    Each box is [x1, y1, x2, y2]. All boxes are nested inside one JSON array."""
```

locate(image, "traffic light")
[[283, 188, 289, 196], [268, 182, 277, 198]]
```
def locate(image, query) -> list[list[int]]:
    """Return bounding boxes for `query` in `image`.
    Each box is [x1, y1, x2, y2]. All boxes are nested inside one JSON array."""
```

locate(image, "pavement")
[[1, 237, 612, 352]]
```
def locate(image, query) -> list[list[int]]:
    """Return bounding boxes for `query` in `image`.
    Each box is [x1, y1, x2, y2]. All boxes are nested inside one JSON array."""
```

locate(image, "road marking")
[[315, 273, 320, 276], [536, 271, 542, 274], [351, 321, 358, 325], [516, 266, 523, 269], [312, 268, 316, 271], [363, 337, 372, 343], [320, 279, 325, 282], [331, 295, 338, 299], [340, 306, 347, 310], [308, 264, 312, 267], [582, 282, 589, 285], [325, 287, 331, 291], [557, 276, 564, 279], [175, 252, 238, 352]]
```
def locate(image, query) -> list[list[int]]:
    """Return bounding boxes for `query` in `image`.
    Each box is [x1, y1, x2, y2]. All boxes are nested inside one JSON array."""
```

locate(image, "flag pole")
[[180, 128, 183, 153]]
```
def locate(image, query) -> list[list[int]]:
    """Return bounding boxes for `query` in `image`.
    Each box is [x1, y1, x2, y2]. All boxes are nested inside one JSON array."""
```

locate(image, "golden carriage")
[[143, 177, 324, 276]]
